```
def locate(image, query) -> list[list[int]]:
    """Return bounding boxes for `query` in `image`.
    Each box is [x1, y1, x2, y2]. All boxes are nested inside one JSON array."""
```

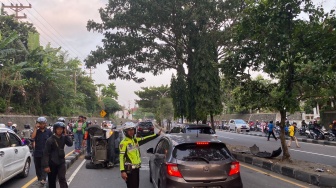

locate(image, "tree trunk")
[[210, 113, 216, 131], [280, 109, 291, 161]]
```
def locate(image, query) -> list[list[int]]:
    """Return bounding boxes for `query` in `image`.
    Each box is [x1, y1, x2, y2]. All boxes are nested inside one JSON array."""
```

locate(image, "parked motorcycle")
[[299, 127, 306, 136], [326, 130, 336, 141], [306, 129, 318, 140]]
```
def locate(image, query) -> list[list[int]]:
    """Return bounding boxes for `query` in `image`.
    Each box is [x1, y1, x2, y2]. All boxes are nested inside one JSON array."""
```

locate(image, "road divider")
[[232, 152, 336, 187]]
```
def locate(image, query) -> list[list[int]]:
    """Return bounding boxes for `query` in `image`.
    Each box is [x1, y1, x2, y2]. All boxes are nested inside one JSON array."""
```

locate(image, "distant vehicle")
[[0, 128, 32, 185], [147, 134, 243, 188], [136, 121, 155, 137], [229, 119, 250, 132]]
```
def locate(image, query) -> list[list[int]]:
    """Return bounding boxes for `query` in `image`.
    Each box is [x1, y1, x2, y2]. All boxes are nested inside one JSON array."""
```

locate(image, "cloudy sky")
[[2, 0, 335, 108]]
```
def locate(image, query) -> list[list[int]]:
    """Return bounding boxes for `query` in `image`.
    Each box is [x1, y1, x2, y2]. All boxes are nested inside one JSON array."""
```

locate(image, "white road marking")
[[217, 135, 234, 139], [290, 149, 336, 158], [67, 159, 86, 185]]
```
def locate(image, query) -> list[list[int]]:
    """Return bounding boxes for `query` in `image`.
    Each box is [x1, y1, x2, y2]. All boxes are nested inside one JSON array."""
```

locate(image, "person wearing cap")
[[31, 117, 52, 185], [119, 122, 162, 188], [73, 115, 87, 154], [287, 122, 300, 148]]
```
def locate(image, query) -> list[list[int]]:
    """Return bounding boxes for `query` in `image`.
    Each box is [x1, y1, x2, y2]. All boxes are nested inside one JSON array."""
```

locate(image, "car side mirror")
[[147, 148, 154, 154]]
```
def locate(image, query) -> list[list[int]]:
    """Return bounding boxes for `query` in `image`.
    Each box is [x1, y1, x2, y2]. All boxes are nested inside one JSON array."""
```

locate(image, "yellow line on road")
[[240, 163, 309, 188], [21, 150, 74, 188]]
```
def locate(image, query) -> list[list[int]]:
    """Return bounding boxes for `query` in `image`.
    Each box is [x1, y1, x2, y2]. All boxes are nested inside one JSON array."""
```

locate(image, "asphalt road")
[[215, 130, 336, 167], [50, 134, 316, 188], [0, 146, 74, 188]]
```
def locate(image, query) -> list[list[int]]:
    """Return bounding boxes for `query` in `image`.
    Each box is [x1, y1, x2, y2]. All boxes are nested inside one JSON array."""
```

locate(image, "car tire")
[[235, 127, 237, 133], [19, 158, 30, 178]]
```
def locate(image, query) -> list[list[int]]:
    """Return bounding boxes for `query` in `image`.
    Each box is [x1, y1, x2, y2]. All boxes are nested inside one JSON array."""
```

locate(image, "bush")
[[0, 98, 6, 113]]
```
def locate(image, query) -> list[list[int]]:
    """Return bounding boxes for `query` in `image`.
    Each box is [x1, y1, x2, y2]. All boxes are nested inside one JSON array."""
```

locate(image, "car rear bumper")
[[137, 131, 154, 137], [166, 175, 243, 188]]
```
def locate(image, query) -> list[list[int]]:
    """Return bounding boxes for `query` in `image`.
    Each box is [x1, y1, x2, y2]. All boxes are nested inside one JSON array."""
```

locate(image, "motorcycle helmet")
[[53, 122, 65, 133], [24, 124, 31, 129], [122, 122, 136, 137], [57, 117, 66, 123], [37, 117, 47, 123], [12, 124, 17, 128]]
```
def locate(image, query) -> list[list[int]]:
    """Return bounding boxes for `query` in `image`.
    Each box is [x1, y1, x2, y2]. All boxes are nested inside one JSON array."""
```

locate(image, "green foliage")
[[0, 15, 101, 116], [0, 97, 6, 113], [102, 98, 122, 118], [135, 85, 170, 113], [101, 83, 118, 99]]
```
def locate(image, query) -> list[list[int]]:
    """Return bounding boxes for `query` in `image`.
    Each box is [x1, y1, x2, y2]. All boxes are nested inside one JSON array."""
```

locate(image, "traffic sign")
[[100, 110, 107, 117]]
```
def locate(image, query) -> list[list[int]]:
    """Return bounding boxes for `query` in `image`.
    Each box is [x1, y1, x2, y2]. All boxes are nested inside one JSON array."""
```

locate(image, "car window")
[[173, 143, 231, 161], [185, 128, 214, 134], [8, 133, 22, 147], [155, 140, 164, 153], [170, 127, 182, 133], [139, 122, 153, 127], [0, 133, 10, 148], [235, 120, 246, 124]]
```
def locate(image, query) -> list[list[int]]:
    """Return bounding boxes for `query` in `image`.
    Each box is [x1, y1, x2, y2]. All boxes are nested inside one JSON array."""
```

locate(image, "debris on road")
[[249, 144, 282, 158]]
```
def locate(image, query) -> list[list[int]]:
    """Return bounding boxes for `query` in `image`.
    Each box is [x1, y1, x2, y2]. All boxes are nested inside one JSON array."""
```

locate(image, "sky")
[[1, 0, 335, 108]]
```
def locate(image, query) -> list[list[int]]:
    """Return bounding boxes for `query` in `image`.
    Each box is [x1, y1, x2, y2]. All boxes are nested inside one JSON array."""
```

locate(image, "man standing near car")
[[31, 117, 52, 185], [119, 122, 162, 188]]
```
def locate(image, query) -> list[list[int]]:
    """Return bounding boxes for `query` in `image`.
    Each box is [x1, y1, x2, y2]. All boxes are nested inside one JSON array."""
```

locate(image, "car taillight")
[[150, 127, 154, 130], [196, 142, 209, 145], [229, 161, 240, 176], [166, 163, 183, 178], [138, 127, 143, 131]]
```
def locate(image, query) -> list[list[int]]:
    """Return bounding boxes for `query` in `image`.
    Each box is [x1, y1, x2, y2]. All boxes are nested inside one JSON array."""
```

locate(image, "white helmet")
[[12, 124, 17, 127], [122, 122, 136, 136]]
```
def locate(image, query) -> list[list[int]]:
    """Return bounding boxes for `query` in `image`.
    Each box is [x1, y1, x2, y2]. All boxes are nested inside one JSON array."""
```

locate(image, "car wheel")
[[149, 162, 152, 183], [19, 158, 30, 178], [235, 127, 237, 133]]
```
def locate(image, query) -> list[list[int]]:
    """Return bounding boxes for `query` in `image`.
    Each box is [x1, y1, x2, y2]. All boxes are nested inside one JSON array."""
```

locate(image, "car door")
[[229, 120, 235, 130], [152, 140, 164, 185], [0, 132, 15, 182], [8, 133, 26, 173]]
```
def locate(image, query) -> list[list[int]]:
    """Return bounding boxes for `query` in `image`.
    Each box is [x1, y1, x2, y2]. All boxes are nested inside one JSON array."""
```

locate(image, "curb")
[[219, 130, 336, 147], [65, 149, 85, 170], [232, 152, 336, 187]]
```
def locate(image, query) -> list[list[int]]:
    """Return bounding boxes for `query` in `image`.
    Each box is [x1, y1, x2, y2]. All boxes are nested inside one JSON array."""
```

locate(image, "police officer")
[[119, 122, 162, 188]]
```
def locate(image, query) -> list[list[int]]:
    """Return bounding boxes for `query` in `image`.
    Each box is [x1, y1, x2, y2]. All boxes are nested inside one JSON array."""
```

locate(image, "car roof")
[[0, 127, 16, 134], [164, 133, 222, 147]]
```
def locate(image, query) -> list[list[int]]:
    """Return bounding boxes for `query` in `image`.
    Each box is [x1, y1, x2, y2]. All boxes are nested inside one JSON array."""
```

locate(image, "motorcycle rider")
[[119, 122, 162, 188], [331, 120, 336, 136], [31, 117, 53, 185], [42, 122, 73, 188], [312, 120, 321, 138]]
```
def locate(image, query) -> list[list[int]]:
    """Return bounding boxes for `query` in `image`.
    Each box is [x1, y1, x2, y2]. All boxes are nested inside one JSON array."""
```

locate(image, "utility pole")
[[2, 3, 32, 20]]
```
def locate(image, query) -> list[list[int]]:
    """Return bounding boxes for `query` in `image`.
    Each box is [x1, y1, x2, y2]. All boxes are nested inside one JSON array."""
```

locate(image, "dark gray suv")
[[147, 134, 243, 188]]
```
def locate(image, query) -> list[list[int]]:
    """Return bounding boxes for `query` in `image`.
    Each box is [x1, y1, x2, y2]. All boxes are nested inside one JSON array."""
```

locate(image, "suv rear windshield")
[[173, 143, 232, 162], [185, 127, 215, 134], [138, 122, 153, 127]]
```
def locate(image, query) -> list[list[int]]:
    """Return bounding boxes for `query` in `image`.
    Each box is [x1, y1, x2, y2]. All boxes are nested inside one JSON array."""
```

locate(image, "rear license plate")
[[143, 130, 149, 132]]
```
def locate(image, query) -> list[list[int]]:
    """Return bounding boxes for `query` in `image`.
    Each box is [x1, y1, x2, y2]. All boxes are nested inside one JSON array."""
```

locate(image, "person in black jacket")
[[42, 122, 73, 188]]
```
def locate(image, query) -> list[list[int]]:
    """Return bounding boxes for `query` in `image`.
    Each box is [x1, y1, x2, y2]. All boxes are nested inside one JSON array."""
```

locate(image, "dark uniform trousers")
[[126, 168, 140, 188], [48, 162, 68, 188]]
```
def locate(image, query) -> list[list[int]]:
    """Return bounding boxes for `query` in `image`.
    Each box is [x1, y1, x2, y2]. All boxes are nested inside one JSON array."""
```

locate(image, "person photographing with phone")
[[42, 122, 73, 188], [31, 117, 52, 185], [119, 122, 162, 188]]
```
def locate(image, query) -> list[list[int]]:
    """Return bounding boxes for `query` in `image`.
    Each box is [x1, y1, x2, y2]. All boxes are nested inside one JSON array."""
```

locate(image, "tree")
[[101, 83, 118, 99], [102, 98, 121, 119], [156, 97, 174, 130], [221, 0, 335, 160], [170, 67, 187, 123]]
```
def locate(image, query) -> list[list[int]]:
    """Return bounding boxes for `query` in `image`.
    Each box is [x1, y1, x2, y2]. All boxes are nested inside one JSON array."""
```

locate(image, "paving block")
[[271, 164, 282, 174], [66, 156, 76, 164], [261, 161, 273, 171], [310, 174, 320, 186], [252, 158, 263, 168], [65, 160, 71, 169], [319, 174, 336, 187], [294, 170, 311, 183], [244, 156, 253, 164], [281, 166, 295, 178]]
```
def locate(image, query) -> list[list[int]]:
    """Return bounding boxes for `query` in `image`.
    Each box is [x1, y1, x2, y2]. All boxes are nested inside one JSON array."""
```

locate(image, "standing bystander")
[[73, 115, 86, 153], [267, 121, 277, 141], [31, 117, 52, 185]]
